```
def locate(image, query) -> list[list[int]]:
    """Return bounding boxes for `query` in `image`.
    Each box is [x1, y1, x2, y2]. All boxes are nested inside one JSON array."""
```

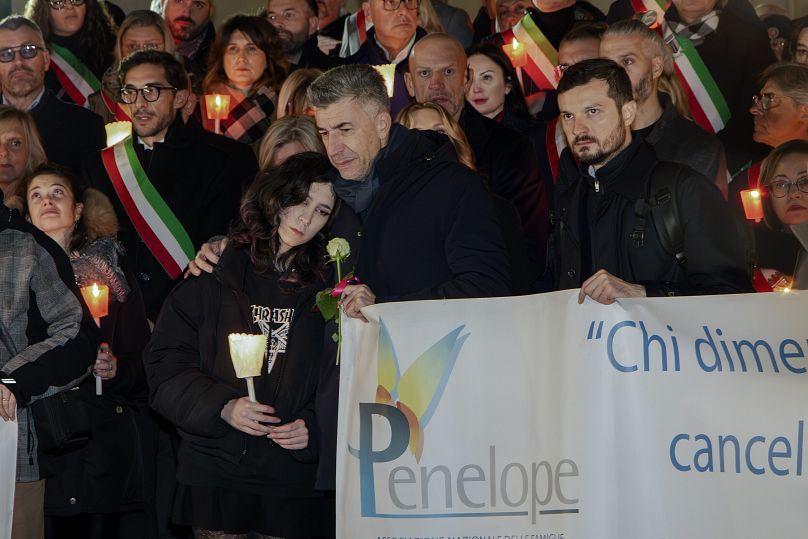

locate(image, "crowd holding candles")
[[0, 0, 807, 537]]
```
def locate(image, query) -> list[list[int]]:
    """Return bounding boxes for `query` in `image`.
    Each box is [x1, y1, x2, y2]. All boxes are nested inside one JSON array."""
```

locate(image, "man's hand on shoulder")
[[186, 236, 228, 277], [578, 269, 646, 305]]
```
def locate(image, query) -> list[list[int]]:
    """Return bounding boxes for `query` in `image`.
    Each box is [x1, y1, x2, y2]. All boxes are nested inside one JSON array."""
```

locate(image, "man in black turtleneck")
[[553, 58, 751, 303]]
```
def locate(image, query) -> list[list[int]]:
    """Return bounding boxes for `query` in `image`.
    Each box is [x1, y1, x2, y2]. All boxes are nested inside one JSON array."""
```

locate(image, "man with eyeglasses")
[[82, 50, 256, 322], [266, 0, 341, 70], [161, 0, 215, 94], [347, 0, 426, 116], [0, 16, 104, 175]]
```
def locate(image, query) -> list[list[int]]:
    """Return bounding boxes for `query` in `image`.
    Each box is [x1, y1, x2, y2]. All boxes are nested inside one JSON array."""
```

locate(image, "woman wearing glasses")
[[757, 140, 808, 290], [201, 15, 288, 148], [87, 9, 175, 124], [25, 0, 117, 107]]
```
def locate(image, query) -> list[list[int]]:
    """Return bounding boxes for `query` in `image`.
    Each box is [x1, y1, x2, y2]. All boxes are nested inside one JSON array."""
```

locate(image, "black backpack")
[[631, 162, 687, 266]]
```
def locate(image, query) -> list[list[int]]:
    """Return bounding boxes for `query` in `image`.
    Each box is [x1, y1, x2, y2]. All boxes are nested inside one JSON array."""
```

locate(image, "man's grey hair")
[[760, 62, 808, 107], [307, 64, 390, 114], [0, 16, 45, 46]]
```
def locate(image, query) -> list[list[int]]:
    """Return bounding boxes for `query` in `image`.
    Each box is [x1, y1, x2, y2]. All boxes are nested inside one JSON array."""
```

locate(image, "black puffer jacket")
[[553, 138, 752, 296], [144, 245, 324, 497]]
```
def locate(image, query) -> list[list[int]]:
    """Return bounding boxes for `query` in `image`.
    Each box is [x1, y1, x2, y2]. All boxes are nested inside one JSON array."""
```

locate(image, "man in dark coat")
[[347, 0, 427, 116], [306, 64, 511, 498], [267, 0, 342, 71], [0, 16, 104, 175], [405, 33, 550, 289], [82, 50, 257, 321], [600, 19, 728, 196], [554, 58, 751, 303], [606, 0, 774, 171]]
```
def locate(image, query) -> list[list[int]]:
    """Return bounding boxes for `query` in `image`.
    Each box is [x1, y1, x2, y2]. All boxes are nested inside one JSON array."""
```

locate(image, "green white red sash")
[[101, 90, 131, 121], [101, 136, 194, 279], [502, 13, 558, 92], [545, 116, 566, 183], [630, 0, 730, 134], [49, 43, 101, 108]]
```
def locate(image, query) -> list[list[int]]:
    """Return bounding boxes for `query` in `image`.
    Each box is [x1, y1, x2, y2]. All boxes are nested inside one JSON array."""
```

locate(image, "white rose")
[[326, 237, 350, 260]]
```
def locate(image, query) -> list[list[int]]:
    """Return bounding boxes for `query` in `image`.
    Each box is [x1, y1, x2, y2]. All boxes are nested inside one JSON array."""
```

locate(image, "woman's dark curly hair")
[[25, 0, 117, 77], [203, 14, 288, 94], [229, 152, 339, 287]]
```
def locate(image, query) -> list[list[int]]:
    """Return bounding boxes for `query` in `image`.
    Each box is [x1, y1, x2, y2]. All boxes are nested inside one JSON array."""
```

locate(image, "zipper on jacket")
[[594, 179, 600, 193]]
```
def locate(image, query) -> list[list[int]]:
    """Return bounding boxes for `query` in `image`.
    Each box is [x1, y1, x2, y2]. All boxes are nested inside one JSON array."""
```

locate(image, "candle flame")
[[751, 189, 760, 199], [215, 95, 222, 108], [784, 287, 791, 294], [91, 283, 100, 297], [512, 38, 520, 51]]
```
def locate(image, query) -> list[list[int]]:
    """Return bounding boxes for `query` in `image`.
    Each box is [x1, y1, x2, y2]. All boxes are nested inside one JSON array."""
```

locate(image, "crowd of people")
[[0, 0, 806, 537]]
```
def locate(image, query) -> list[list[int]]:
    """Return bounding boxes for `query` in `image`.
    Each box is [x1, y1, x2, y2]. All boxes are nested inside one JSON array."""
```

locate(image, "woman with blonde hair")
[[0, 105, 47, 211], [88, 9, 176, 123], [257, 115, 325, 170], [276, 68, 322, 119], [396, 101, 476, 170]]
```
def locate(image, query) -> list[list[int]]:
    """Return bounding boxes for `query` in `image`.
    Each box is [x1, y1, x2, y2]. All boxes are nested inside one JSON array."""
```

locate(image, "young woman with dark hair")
[[145, 152, 338, 538]]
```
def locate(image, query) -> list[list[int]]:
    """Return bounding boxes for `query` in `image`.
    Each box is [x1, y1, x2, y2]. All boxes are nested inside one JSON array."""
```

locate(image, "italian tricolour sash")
[[49, 43, 100, 108], [502, 14, 558, 93], [546, 116, 566, 183], [630, 0, 730, 134], [101, 91, 131, 121], [101, 136, 194, 279]]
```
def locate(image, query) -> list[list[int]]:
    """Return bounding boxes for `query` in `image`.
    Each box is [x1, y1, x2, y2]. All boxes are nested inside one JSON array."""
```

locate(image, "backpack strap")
[[632, 162, 687, 267]]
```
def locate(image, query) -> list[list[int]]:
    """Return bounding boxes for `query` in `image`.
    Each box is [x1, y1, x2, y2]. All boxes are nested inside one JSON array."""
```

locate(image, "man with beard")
[[0, 16, 104, 175], [600, 19, 727, 196], [554, 58, 750, 303], [405, 33, 549, 289], [162, 0, 216, 94], [83, 50, 257, 321], [267, 0, 341, 70]]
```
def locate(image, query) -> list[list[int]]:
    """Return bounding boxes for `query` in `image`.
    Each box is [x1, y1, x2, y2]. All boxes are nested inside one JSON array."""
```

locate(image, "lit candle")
[[104, 121, 132, 147], [740, 189, 764, 222], [505, 38, 527, 68], [228, 333, 267, 402], [204, 94, 231, 134], [372, 64, 396, 98], [80, 283, 109, 395]]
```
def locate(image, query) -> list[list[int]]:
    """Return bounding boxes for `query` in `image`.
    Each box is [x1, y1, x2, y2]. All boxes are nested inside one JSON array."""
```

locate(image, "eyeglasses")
[[47, 0, 85, 9], [767, 176, 808, 198], [380, 0, 419, 11], [119, 85, 177, 104], [0, 44, 43, 63], [752, 92, 791, 111]]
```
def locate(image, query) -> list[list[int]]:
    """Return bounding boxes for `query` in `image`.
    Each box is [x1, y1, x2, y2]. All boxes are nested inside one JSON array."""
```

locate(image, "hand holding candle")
[[80, 283, 109, 394], [205, 94, 231, 134], [228, 333, 267, 402]]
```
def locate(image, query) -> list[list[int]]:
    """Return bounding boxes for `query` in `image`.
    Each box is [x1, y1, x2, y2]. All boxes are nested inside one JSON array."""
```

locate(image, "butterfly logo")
[[374, 319, 469, 463]]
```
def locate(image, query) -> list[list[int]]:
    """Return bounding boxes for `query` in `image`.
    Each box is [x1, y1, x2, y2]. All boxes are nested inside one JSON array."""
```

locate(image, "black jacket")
[[144, 245, 324, 497], [83, 116, 258, 320], [293, 35, 343, 71], [459, 102, 549, 287], [355, 126, 512, 301], [553, 138, 752, 296], [640, 92, 726, 190], [28, 88, 106, 176]]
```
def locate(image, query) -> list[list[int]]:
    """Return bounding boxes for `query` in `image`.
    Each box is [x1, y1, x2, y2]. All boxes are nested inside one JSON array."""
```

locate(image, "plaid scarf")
[[222, 86, 277, 145], [667, 8, 721, 47]]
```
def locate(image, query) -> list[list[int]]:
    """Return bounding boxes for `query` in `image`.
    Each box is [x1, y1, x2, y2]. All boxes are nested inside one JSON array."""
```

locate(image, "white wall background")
[[8, 0, 808, 24]]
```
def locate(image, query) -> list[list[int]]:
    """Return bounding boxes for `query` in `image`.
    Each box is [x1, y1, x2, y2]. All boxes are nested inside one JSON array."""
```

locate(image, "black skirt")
[[172, 483, 326, 538]]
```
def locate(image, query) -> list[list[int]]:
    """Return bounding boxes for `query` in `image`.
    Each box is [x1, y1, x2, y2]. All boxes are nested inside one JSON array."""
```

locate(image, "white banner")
[[337, 290, 808, 538], [0, 416, 16, 539]]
